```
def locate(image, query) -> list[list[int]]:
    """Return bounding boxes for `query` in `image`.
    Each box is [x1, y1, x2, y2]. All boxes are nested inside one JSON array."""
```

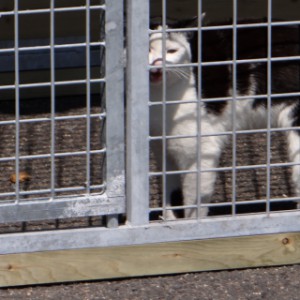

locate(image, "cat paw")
[[159, 210, 177, 221]]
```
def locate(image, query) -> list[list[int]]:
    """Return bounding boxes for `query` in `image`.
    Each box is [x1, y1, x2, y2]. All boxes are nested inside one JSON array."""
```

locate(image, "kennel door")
[[0, 0, 125, 224]]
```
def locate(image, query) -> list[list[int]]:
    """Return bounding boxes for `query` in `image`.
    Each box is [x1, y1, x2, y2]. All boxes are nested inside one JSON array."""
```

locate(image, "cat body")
[[149, 19, 300, 219]]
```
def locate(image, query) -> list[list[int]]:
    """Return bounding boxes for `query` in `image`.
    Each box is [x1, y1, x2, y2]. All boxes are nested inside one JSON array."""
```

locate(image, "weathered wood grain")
[[0, 232, 299, 287]]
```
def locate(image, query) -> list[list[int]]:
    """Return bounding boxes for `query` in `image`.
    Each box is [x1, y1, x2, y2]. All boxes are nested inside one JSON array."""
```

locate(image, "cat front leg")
[[151, 139, 182, 220], [182, 134, 227, 218]]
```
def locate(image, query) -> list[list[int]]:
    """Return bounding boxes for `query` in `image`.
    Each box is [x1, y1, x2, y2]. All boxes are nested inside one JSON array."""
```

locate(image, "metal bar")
[[0, 42, 105, 54], [2, 51, 297, 65], [50, 0, 56, 200], [85, 0, 91, 196], [196, 1, 204, 220], [0, 194, 125, 224], [14, 0, 20, 203], [126, 0, 150, 225], [148, 90, 300, 105], [149, 159, 300, 175], [0, 185, 105, 198], [161, 0, 168, 220], [0, 211, 300, 254], [148, 20, 300, 33], [0, 5, 105, 16], [146, 55, 300, 68], [0, 149, 105, 163], [149, 196, 300, 211], [105, 0, 125, 227], [1, 192, 296, 212], [148, 128, 300, 140], [0, 114, 105, 126], [266, 0, 273, 215], [231, 0, 238, 216], [0, 79, 105, 91]]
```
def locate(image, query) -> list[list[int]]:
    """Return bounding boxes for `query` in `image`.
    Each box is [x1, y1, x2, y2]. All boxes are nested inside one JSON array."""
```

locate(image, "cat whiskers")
[[171, 68, 191, 80]]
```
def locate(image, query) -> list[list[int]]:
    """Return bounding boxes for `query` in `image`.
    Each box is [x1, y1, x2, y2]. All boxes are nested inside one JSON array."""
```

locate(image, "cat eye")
[[167, 48, 178, 54]]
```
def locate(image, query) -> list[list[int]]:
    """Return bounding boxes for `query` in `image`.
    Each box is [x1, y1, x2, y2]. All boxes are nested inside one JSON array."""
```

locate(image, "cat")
[[149, 16, 300, 219]]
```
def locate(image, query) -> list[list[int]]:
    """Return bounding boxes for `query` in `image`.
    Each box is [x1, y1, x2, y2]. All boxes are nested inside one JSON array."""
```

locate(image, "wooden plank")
[[0, 232, 299, 287]]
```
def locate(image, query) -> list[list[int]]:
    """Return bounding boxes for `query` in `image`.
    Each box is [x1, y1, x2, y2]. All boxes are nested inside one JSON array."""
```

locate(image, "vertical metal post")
[[266, 0, 273, 214], [126, 0, 150, 225], [196, 0, 204, 219], [50, 0, 56, 200], [161, 0, 167, 219], [231, 0, 238, 216], [86, 0, 91, 196], [105, 0, 125, 227], [14, 0, 20, 203]]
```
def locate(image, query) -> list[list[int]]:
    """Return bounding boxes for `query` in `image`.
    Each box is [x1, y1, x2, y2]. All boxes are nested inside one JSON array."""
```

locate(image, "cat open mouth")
[[150, 69, 163, 83]]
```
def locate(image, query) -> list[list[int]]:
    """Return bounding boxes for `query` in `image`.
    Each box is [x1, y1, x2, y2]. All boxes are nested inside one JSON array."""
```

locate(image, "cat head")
[[149, 15, 205, 86]]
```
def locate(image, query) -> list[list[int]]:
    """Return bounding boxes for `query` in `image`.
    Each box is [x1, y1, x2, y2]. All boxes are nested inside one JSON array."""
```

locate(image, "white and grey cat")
[[149, 17, 300, 219]]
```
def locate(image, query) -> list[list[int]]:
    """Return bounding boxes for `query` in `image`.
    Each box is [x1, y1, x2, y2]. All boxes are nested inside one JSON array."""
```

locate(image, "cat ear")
[[150, 16, 164, 30], [174, 13, 207, 40], [186, 13, 207, 28]]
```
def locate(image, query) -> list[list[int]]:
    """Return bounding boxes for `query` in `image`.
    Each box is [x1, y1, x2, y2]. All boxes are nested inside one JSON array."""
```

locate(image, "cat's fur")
[[149, 17, 300, 219]]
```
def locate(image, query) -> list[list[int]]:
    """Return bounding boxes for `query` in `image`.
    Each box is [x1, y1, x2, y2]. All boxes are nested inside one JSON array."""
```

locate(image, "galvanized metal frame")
[[126, 0, 150, 225], [0, 0, 299, 259], [0, 0, 125, 224], [148, 0, 300, 218], [0, 211, 300, 254]]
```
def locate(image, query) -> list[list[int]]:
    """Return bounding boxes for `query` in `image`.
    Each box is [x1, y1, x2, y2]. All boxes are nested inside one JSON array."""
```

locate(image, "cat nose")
[[152, 58, 163, 66]]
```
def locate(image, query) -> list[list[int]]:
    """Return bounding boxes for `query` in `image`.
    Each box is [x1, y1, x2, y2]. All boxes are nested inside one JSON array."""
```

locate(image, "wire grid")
[[149, 0, 300, 220], [0, 2, 107, 219], [0, 0, 299, 256]]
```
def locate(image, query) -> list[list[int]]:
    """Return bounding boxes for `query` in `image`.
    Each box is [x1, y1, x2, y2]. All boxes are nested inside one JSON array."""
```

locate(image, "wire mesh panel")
[[0, 0, 125, 224], [0, 0, 299, 258], [147, 0, 300, 224]]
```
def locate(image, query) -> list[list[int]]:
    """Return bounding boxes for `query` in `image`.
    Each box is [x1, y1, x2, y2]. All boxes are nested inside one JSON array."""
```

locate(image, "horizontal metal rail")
[[0, 113, 106, 126], [0, 211, 300, 254], [0, 194, 125, 224], [149, 91, 300, 106], [0, 78, 105, 90], [0, 5, 105, 16], [0, 184, 105, 199], [0, 42, 105, 54], [149, 20, 300, 34], [149, 196, 300, 212], [149, 160, 300, 177], [0, 149, 105, 162], [149, 126, 300, 140], [148, 55, 300, 70]]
